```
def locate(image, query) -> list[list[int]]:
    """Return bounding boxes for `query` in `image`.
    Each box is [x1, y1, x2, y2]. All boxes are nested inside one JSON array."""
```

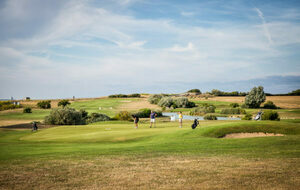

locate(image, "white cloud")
[[181, 11, 195, 17], [0, 0, 300, 98], [254, 7, 273, 44], [169, 42, 194, 52]]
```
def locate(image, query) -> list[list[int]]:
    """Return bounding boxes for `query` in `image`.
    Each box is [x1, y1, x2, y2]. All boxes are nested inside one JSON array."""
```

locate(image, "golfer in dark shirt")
[[133, 115, 139, 129], [150, 111, 157, 128]]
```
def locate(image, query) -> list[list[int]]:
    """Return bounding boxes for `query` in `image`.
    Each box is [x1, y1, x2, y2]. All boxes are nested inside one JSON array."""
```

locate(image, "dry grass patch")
[[0, 156, 299, 190], [117, 98, 160, 111]]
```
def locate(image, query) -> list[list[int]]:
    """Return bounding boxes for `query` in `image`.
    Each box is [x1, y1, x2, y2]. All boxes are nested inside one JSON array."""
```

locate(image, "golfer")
[[149, 111, 157, 128], [132, 115, 139, 129], [178, 112, 183, 128]]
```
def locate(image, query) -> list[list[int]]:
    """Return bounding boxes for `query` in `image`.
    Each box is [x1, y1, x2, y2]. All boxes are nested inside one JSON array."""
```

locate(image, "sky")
[[0, 0, 300, 99]]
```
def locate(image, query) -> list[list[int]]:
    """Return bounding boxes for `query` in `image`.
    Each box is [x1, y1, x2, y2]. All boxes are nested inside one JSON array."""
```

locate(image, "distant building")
[[12, 101, 20, 105]]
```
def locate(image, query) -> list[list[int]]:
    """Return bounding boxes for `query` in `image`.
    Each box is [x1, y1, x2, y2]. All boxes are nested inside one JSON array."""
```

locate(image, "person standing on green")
[[132, 115, 139, 129], [178, 111, 183, 128], [150, 111, 157, 128]]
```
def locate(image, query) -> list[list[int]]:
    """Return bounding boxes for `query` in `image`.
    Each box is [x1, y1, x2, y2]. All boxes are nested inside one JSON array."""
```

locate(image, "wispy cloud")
[[180, 11, 195, 17], [254, 7, 273, 44], [0, 0, 299, 98]]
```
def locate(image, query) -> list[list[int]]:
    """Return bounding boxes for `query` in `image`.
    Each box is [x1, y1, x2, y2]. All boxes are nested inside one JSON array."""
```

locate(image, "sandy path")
[[224, 132, 284, 138]]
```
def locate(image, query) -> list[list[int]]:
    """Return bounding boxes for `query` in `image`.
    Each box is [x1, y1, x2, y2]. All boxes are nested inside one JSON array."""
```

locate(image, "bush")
[[148, 94, 166, 104], [129, 93, 141, 98], [230, 103, 239, 108], [87, 113, 110, 123], [190, 105, 215, 116], [37, 100, 51, 109], [135, 108, 151, 118], [158, 97, 174, 108], [109, 94, 127, 98], [288, 89, 300, 96], [79, 109, 89, 119], [173, 97, 195, 108], [220, 108, 246, 114], [45, 107, 86, 125], [108, 94, 141, 98], [242, 113, 252, 120], [0, 101, 21, 111], [263, 101, 277, 109], [58, 99, 70, 107], [261, 110, 280, 121], [187, 89, 201, 94], [23, 107, 32, 113], [114, 111, 132, 121], [240, 104, 248, 108], [204, 114, 217, 120], [245, 86, 266, 108]]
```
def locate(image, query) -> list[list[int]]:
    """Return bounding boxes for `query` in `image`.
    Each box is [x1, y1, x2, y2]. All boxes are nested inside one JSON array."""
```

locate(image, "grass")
[[0, 109, 51, 121], [0, 98, 140, 125], [1, 96, 300, 189], [70, 98, 140, 116], [0, 120, 300, 189]]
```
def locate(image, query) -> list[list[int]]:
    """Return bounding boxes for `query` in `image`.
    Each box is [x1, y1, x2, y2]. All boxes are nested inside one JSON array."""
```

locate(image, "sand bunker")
[[224, 132, 284, 138]]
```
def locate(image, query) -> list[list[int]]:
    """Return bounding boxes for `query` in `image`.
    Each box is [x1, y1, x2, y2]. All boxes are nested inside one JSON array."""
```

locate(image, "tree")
[[210, 89, 222, 96], [187, 89, 201, 94], [37, 100, 51, 109], [58, 99, 70, 107], [244, 86, 266, 108]]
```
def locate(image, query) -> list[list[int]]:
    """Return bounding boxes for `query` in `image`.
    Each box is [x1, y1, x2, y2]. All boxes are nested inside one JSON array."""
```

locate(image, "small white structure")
[[170, 115, 176, 121]]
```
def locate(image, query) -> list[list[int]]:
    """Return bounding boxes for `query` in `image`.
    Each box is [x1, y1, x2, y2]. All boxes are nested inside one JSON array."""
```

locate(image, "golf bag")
[[191, 119, 199, 129], [254, 111, 263, 121]]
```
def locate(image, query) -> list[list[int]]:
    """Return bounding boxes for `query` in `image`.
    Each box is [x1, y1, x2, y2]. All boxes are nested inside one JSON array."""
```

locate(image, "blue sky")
[[0, 0, 300, 99]]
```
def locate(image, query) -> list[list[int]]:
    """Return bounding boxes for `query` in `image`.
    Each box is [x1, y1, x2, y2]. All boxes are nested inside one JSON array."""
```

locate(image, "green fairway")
[[1, 120, 300, 189], [70, 98, 140, 116], [1, 120, 300, 161], [0, 109, 51, 121]]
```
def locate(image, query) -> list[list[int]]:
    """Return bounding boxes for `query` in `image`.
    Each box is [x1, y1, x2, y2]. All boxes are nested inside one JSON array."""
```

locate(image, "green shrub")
[[242, 113, 252, 120], [173, 97, 195, 108], [220, 108, 246, 114], [135, 108, 151, 118], [158, 97, 174, 108], [240, 104, 248, 108], [129, 93, 141, 98], [44, 107, 86, 125], [229, 103, 239, 108], [204, 114, 217, 120], [87, 113, 110, 123], [0, 101, 21, 111], [79, 109, 89, 119], [37, 100, 51, 109], [190, 105, 215, 116], [58, 99, 70, 107], [288, 89, 300, 95], [261, 110, 280, 121], [108, 94, 140, 98], [114, 111, 132, 121], [148, 94, 166, 104], [23, 107, 32, 113], [187, 89, 201, 94], [263, 101, 277, 109], [245, 86, 266, 108]]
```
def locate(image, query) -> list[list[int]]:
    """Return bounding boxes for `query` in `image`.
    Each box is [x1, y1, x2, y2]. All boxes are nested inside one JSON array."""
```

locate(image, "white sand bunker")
[[224, 132, 284, 139]]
